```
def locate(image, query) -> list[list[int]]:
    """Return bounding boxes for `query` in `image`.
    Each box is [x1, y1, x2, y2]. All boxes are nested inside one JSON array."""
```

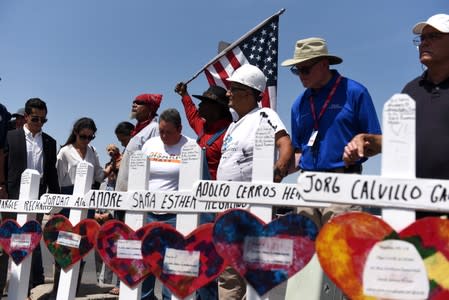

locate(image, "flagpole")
[[184, 8, 286, 85]]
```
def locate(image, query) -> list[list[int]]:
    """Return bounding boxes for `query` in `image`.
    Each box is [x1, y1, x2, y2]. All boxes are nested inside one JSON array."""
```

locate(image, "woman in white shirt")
[[56, 117, 104, 197], [54, 117, 105, 293]]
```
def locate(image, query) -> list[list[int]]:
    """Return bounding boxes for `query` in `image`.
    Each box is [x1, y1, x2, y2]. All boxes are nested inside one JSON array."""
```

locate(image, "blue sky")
[[0, 1, 446, 183]]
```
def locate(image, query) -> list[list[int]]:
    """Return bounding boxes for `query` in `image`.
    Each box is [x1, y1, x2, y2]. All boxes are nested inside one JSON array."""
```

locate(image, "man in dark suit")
[[0, 98, 60, 295]]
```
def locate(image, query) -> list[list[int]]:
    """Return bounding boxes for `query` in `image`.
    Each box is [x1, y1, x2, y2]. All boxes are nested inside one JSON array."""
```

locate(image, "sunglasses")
[[133, 100, 147, 105], [78, 134, 95, 141], [30, 116, 48, 124], [290, 60, 321, 76]]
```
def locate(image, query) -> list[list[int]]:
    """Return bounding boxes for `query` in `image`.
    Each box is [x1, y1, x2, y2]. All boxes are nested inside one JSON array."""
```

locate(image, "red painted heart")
[[317, 212, 449, 300], [43, 215, 100, 270], [212, 209, 318, 296], [141, 223, 227, 299], [0, 219, 42, 265], [95, 220, 158, 288]]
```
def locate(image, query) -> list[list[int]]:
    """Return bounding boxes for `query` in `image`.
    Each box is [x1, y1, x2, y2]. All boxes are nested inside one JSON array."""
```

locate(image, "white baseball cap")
[[413, 13, 449, 34]]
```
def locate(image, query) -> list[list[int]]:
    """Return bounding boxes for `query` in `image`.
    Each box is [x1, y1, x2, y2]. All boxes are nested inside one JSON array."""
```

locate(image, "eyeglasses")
[[78, 134, 95, 141], [413, 32, 449, 46], [133, 100, 146, 105], [229, 86, 248, 94], [30, 116, 48, 124], [290, 60, 321, 76]]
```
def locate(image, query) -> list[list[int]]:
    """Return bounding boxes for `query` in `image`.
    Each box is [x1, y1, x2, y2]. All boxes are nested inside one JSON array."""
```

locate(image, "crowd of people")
[[0, 12, 448, 300]]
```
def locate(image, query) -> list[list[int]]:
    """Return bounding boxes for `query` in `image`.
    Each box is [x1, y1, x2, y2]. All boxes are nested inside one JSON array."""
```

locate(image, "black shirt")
[[402, 72, 449, 180]]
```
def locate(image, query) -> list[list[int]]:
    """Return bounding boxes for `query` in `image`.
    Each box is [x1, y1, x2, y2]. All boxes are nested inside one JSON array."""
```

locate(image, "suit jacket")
[[5, 128, 60, 199]]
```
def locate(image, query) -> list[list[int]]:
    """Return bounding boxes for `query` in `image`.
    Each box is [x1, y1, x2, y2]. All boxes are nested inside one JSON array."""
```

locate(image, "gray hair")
[[159, 108, 181, 128]]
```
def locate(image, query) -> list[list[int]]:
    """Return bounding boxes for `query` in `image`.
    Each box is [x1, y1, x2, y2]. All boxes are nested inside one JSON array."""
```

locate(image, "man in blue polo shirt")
[[282, 37, 381, 226]]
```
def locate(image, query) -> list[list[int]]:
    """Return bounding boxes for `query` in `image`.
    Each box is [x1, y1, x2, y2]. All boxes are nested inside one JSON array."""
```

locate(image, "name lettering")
[[89, 191, 123, 209], [351, 180, 421, 201], [161, 194, 196, 210], [132, 192, 156, 209], [302, 174, 340, 194], [195, 181, 230, 198]]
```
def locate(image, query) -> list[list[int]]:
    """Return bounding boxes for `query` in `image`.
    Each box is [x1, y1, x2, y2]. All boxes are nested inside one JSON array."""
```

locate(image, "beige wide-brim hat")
[[281, 37, 343, 67]]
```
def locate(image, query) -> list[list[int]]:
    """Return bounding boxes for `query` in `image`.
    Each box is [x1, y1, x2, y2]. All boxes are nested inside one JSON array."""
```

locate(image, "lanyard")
[[308, 75, 342, 130]]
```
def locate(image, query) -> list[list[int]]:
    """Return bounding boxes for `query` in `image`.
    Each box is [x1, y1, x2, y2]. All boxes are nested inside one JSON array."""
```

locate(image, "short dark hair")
[[115, 121, 134, 136], [159, 108, 181, 129], [25, 98, 47, 115]]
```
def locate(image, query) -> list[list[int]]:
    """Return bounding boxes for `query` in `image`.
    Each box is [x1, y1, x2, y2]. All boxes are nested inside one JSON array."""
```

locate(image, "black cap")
[[192, 85, 229, 107]]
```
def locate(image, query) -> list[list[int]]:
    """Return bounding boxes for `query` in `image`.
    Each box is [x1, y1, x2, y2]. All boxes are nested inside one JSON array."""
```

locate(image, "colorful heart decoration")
[[316, 212, 449, 300], [43, 215, 100, 270], [212, 209, 318, 296], [141, 223, 227, 299], [0, 219, 42, 265], [96, 220, 157, 287]]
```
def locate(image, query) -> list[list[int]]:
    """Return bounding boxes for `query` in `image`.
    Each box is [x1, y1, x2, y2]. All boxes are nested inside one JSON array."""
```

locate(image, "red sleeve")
[[181, 95, 204, 135]]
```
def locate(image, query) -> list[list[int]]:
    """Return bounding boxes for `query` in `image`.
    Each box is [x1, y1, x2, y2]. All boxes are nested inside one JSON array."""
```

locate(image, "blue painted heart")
[[212, 209, 318, 296], [0, 219, 42, 265]]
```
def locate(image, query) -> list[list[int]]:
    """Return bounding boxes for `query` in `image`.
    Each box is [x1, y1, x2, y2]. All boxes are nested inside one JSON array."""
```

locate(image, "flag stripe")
[[202, 14, 280, 110]]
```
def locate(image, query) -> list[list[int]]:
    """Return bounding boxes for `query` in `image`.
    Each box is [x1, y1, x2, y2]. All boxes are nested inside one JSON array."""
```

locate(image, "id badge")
[[307, 130, 318, 147]]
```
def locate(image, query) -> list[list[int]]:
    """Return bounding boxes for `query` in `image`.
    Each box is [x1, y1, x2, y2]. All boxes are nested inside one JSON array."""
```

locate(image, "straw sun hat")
[[281, 37, 343, 67]]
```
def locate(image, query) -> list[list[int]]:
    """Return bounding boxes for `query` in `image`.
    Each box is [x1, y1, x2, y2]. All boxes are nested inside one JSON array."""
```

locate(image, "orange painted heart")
[[141, 223, 227, 299], [43, 215, 100, 270], [96, 220, 158, 287], [0, 219, 42, 265], [212, 209, 318, 296], [316, 212, 449, 300]]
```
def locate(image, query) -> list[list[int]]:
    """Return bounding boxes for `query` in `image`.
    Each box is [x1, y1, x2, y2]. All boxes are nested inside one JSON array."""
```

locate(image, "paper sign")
[[163, 248, 200, 277], [10, 233, 32, 249], [243, 236, 293, 265], [363, 240, 429, 299], [56, 231, 81, 248], [117, 239, 143, 260]]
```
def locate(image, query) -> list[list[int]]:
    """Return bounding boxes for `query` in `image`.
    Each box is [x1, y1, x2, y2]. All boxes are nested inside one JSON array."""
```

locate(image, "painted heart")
[[212, 209, 318, 296], [316, 212, 449, 300], [141, 223, 227, 299], [96, 220, 157, 287], [0, 219, 42, 265], [43, 215, 100, 270]]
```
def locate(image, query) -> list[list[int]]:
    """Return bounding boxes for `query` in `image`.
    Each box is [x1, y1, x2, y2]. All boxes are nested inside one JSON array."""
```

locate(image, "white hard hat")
[[227, 64, 266, 92]]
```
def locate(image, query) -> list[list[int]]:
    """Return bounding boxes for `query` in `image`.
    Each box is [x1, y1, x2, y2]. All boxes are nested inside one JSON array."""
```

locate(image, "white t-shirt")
[[56, 144, 104, 187], [217, 107, 287, 182], [141, 135, 193, 191]]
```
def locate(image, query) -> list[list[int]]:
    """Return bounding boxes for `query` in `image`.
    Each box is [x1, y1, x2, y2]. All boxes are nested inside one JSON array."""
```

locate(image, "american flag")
[[188, 9, 284, 110]]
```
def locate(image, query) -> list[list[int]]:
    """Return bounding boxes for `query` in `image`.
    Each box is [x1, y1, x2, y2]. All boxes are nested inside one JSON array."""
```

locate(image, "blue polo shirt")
[[291, 70, 381, 171]]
